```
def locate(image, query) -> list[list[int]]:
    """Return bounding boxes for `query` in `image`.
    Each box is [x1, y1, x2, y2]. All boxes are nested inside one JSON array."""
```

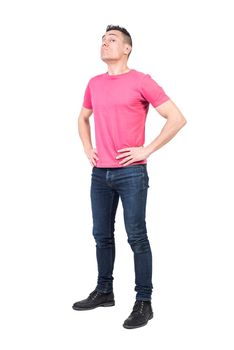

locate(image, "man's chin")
[[101, 56, 117, 63]]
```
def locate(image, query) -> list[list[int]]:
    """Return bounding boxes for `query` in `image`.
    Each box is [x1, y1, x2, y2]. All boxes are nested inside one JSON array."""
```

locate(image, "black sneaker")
[[72, 290, 115, 311], [123, 300, 153, 329]]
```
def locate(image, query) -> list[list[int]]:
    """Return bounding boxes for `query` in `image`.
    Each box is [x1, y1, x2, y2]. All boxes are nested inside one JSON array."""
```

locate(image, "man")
[[72, 24, 186, 329]]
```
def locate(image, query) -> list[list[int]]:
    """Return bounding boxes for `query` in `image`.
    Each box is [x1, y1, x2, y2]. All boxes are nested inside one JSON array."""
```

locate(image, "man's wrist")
[[145, 145, 155, 157], [84, 145, 93, 153]]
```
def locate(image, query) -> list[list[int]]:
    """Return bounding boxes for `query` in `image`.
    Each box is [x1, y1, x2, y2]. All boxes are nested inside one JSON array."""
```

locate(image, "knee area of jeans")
[[94, 237, 115, 249], [128, 237, 151, 254]]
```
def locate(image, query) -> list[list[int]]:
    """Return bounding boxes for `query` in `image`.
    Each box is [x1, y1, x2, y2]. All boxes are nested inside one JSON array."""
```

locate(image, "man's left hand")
[[116, 146, 150, 166]]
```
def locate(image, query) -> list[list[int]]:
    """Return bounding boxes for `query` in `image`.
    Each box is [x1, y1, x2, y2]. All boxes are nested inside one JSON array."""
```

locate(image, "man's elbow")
[[173, 115, 187, 132], [180, 116, 187, 127], [175, 110, 187, 126]]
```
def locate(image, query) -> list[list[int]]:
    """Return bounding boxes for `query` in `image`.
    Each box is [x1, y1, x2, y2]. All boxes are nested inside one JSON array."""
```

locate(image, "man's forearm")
[[78, 118, 93, 152], [146, 119, 186, 156]]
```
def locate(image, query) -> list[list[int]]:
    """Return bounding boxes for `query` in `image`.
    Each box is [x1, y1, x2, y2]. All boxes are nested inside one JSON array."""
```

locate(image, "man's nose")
[[102, 40, 108, 47]]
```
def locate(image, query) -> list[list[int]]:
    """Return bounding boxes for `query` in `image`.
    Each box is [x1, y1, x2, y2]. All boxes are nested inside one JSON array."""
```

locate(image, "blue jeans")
[[90, 164, 153, 301]]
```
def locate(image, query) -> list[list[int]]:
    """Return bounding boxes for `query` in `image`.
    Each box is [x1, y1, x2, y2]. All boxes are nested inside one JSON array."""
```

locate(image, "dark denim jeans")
[[90, 164, 153, 301]]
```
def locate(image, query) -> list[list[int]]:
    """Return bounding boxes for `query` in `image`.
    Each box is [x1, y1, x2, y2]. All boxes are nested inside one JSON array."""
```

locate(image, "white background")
[[0, 0, 233, 349]]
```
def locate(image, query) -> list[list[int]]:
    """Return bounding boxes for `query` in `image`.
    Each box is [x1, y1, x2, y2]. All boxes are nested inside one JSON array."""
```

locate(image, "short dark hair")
[[106, 24, 132, 57]]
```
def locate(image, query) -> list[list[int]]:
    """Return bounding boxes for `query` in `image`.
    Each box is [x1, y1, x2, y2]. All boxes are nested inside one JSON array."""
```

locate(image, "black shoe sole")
[[123, 313, 153, 329], [72, 301, 115, 311]]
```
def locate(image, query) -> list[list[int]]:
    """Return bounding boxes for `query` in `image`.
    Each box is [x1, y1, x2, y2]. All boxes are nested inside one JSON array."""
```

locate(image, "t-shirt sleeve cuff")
[[152, 95, 170, 108]]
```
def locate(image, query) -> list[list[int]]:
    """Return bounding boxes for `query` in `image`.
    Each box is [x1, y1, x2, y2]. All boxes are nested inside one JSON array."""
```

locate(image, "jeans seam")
[[106, 190, 115, 292]]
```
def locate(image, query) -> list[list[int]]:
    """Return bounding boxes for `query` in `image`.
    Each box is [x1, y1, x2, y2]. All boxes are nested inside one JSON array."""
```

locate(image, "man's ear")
[[124, 45, 131, 55]]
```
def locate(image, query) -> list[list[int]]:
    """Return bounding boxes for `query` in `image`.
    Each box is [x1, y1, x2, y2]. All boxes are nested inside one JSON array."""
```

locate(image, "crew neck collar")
[[105, 69, 135, 79]]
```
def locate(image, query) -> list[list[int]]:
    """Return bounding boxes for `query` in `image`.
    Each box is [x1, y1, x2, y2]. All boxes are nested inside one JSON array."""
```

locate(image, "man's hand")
[[116, 146, 150, 166], [85, 147, 99, 167]]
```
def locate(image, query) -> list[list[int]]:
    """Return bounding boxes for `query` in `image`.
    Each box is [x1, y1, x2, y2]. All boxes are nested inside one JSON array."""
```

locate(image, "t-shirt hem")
[[95, 160, 147, 168]]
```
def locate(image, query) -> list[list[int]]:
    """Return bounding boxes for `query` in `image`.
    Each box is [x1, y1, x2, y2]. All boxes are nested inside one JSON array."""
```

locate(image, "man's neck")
[[107, 63, 130, 76]]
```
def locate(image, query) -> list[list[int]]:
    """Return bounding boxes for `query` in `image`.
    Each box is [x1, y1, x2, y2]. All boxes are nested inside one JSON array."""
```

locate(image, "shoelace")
[[140, 301, 144, 314], [89, 291, 99, 301], [132, 300, 145, 314]]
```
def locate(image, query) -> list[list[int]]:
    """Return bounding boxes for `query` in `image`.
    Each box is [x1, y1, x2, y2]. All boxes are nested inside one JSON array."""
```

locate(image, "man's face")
[[100, 30, 130, 62]]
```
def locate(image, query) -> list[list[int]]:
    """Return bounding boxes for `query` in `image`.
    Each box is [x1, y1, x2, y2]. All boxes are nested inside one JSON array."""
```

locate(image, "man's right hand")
[[84, 148, 99, 167]]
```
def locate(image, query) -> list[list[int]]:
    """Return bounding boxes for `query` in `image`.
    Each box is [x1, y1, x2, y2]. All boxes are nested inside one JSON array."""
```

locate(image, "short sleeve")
[[82, 81, 93, 110], [140, 74, 170, 107]]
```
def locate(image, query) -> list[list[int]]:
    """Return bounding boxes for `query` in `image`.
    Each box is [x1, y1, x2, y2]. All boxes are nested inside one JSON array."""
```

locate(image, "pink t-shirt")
[[83, 69, 170, 168]]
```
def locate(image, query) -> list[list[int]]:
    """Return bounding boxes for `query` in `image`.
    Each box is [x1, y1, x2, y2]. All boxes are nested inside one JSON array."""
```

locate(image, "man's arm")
[[146, 99, 187, 156], [116, 99, 187, 166], [78, 107, 99, 167]]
